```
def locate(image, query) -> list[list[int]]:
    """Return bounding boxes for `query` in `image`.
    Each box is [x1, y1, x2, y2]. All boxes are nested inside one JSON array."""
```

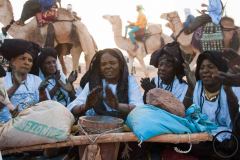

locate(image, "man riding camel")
[[184, 0, 223, 34], [16, 0, 60, 26], [125, 5, 147, 51]]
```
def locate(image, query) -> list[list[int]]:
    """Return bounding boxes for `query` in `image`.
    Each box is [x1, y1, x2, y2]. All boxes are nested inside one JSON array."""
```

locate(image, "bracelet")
[[185, 96, 193, 100]]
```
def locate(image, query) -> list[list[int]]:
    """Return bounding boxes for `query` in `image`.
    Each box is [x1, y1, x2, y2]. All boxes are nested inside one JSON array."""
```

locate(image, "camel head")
[[0, 0, 13, 25], [160, 11, 179, 22], [160, 11, 182, 33], [160, 11, 180, 22], [103, 15, 122, 26]]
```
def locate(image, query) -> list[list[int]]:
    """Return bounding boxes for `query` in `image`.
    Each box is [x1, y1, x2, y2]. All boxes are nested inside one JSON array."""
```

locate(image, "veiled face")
[[10, 52, 33, 75], [100, 52, 120, 83], [199, 59, 220, 86], [42, 56, 57, 76]]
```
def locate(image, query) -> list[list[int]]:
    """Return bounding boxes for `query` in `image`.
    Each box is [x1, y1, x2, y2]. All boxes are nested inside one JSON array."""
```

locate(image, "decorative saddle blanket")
[[36, 7, 58, 27], [200, 22, 224, 52]]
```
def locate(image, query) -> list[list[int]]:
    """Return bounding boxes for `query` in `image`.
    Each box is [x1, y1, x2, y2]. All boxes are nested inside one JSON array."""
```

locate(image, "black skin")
[[71, 52, 135, 116], [214, 65, 240, 86]]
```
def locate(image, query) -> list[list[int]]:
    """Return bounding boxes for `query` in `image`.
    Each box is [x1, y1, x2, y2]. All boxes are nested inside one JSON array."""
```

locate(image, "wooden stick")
[[1, 132, 212, 155]]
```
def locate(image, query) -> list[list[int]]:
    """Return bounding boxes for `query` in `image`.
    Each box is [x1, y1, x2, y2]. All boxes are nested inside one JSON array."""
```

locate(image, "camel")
[[160, 11, 240, 69], [103, 15, 173, 76], [0, 0, 97, 75], [160, 11, 201, 69]]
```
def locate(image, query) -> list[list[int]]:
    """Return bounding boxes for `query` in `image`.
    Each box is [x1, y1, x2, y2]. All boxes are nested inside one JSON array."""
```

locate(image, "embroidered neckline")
[[203, 87, 220, 101]]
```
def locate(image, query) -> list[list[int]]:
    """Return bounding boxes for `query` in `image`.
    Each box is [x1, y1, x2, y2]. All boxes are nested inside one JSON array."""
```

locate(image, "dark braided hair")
[[86, 48, 129, 119]]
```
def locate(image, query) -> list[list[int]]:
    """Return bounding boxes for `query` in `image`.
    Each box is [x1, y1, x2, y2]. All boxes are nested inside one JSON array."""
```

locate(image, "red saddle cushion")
[[36, 7, 58, 27], [134, 28, 145, 41]]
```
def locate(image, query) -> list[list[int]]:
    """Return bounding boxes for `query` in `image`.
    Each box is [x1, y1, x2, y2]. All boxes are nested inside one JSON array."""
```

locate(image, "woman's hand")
[[54, 70, 61, 81], [140, 77, 156, 92], [38, 78, 50, 90], [85, 86, 103, 110], [105, 86, 119, 109], [67, 70, 78, 84], [214, 70, 240, 86], [10, 105, 19, 118]]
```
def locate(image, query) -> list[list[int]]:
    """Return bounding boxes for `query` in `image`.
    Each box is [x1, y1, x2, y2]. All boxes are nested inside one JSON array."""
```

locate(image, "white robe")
[[67, 75, 144, 116]]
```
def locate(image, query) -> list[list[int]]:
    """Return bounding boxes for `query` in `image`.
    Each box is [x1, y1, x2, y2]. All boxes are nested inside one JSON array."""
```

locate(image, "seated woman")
[[67, 48, 144, 160], [38, 47, 77, 106], [0, 39, 48, 123], [141, 42, 192, 107], [68, 48, 143, 117], [190, 51, 240, 158]]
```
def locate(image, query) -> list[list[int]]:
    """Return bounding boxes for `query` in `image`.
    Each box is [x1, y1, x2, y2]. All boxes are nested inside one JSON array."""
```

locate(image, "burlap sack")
[[146, 88, 185, 117], [0, 100, 74, 149]]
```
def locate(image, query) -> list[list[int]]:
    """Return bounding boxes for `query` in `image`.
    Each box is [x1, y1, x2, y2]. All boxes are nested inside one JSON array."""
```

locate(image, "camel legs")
[[128, 55, 135, 75], [136, 55, 148, 77], [71, 46, 82, 72], [56, 44, 69, 75], [84, 53, 95, 71]]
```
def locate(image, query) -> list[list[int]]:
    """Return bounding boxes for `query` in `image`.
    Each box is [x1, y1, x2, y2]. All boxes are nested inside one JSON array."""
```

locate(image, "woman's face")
[[42, 56, 57, 76], [100, 52, 120, 83], [157, 56, 175, 84], [199, 59, 220, 86], [11, 52, 33, 74]]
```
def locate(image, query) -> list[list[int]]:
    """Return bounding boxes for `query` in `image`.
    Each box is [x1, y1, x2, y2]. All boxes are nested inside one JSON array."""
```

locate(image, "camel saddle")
[[134, 28, 146, 42], [36, 7, 58, 27]]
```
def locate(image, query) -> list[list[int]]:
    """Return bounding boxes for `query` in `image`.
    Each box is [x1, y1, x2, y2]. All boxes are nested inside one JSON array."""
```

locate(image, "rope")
[[1, 19, 14, 36], [78, 122, 124, 144], [55, 19, 76, 22], [173, 133, 193, 154]]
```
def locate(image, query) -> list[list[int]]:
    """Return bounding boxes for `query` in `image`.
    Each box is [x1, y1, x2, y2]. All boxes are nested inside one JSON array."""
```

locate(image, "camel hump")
[[146, 23, 162, 35], [56, 8, 75, 21]]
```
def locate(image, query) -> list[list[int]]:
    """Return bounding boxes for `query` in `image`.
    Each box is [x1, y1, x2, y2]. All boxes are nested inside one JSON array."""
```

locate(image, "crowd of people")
[[0, 0, 240, 159], [0, 37, 239, 159]]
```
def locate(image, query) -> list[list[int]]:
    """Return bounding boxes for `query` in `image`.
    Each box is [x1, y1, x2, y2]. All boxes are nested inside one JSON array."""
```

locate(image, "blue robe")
[[193, 81, 240, 141], [0, 72, 42, 123]]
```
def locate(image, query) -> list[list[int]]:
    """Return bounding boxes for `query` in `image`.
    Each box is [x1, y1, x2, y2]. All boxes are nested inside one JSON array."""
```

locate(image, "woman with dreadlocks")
[[141, 42, 192, 107], [67, 48, 143, 118], [190, 51, 240, 159], [67, 48, 143, 160]]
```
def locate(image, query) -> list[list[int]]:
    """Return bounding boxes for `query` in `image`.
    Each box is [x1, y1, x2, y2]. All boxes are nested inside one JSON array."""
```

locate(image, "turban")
[[0, 39, 40, 61]]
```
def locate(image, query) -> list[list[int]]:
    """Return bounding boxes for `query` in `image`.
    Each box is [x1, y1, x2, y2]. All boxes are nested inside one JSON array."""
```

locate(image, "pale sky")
[[10, 0, 239, 50]]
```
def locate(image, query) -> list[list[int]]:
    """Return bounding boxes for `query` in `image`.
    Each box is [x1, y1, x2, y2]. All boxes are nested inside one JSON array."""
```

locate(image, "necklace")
[[203, 87, 220, 101]]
